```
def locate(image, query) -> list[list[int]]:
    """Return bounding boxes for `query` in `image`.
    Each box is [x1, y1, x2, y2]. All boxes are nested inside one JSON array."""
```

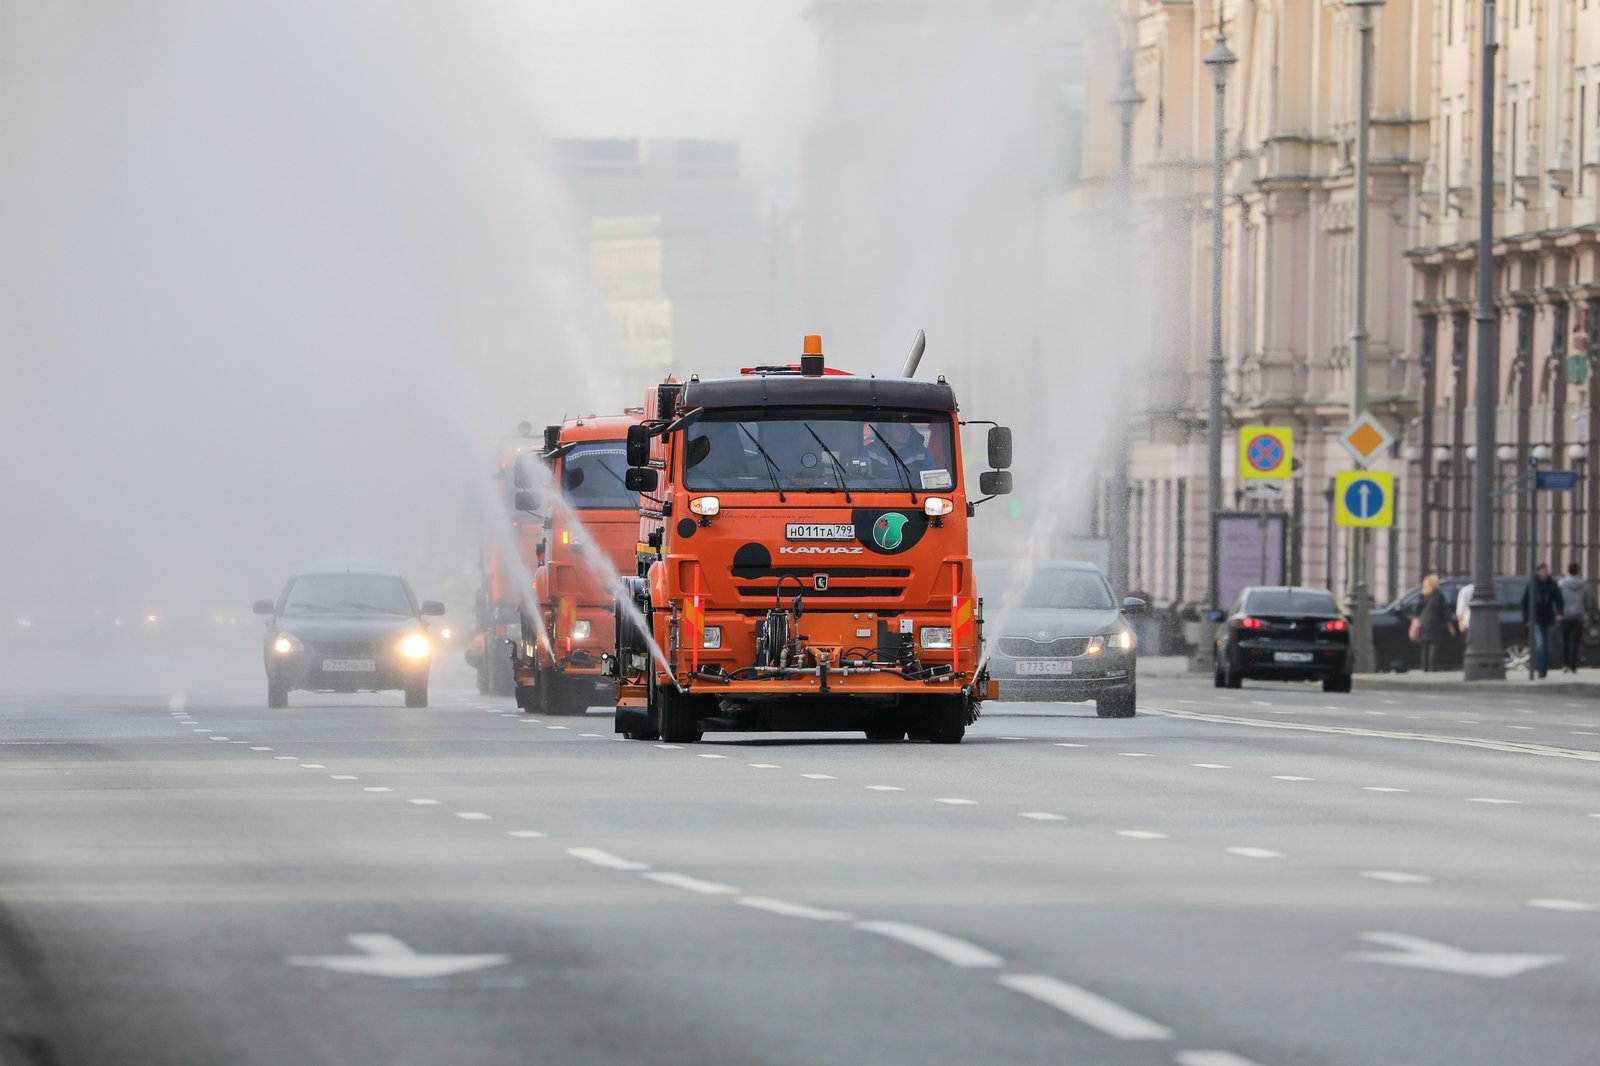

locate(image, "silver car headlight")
[[272, 634, 302, 655], [398, 633, 431, 660]]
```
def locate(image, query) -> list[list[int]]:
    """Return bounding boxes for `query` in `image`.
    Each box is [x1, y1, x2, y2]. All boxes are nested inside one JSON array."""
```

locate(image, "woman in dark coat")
[[1417, 573, 1451, 672]]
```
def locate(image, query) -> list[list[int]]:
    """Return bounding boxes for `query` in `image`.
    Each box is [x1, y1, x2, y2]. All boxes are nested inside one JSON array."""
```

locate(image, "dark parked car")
[[976, 560, 1142, 717], [1371, 575, 1543, 673], [1212, 586, 1351, 692], [254, 570, 444, 708]]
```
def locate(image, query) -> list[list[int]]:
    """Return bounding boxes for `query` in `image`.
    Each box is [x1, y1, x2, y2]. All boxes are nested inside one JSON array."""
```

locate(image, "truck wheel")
[[405, 681, 428, 708], [656, 685, 704, 744], [267, 679, 288, 709], [921, 695, 968, 744]]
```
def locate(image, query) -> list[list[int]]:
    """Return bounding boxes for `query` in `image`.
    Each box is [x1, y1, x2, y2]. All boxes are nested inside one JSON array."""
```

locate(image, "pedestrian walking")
[[1520, 563, 1563, 679], [1455, 580, 1474, 638], [1557, 563, 1595, 673], [1415, 573, 1451, 672]]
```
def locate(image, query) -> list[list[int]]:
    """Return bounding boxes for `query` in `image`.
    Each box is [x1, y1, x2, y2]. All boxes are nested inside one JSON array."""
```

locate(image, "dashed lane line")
[[1226, 847, 1285, 859], [748, 763, 780, 769], [507, 830, 546, 839], [1175, 1053, 1268, 1066], [737, 897, 852, 922], [568, 847, 649, 871], [1020, 812, 1067, 821], [409, 799, 442, 806], [1362, 871, 1433, 884], [330, 775, 358, 781], [1117, 830, 1169, 840], [299, 764, 326, 769], [854, 921, 1002, 968], [997, 974, 1172, 1040], [1272, 776, 1314, 781], [643, 872, 740, 895], [696, 753, 728, 759], [866, 785, 904, 792], [935, 798, 977, 805], [801, 773, 837, 780], [362, 787, 394, 793], [1193, 763, 1231, 769], [250, 746, 273, 751], [1527, 898, 1599, 912], [1363, 787, 1409, 793], [455, 812, 492, 821], [1119, 752, 1155, 758], [1466, 797, 1521, 804], [1054, 743, 1085, 748]]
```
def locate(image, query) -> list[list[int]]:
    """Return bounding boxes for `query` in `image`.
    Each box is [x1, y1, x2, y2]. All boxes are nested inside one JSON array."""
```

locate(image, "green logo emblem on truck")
[[872, 512, 909, 550]]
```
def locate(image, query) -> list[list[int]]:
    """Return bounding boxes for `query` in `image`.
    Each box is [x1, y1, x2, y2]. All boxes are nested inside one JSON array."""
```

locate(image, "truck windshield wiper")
[[801, 422, 852, 502], [866, 423, 919, 503], [593, 458, 631, 490], [738, 423, 787, 503]]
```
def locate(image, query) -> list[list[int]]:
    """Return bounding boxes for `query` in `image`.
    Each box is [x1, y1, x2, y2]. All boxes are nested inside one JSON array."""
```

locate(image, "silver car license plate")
[[322, 658, 376, 672], [1016, 659, 1072, 676], [786, 523, 855, 541], [1273, 651, 1313, 663]]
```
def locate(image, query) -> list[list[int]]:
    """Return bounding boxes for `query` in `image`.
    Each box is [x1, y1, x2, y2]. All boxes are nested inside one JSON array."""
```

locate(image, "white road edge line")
[[736, 897, 852, 921], [643, 872, 740, 895], [997, 974, 1172, 1040], [855, 920, 1002, 968], [568, 847, 650, 871]]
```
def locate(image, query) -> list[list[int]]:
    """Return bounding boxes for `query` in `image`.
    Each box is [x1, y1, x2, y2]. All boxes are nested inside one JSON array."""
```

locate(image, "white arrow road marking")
[[997, 974, 1172, 1040], [855, 921, 1002, 968], [736, 897, 852, 922], [568, 847, 649, 871], [288, 934, 508, 979], [1346, 932, 1564, 977]]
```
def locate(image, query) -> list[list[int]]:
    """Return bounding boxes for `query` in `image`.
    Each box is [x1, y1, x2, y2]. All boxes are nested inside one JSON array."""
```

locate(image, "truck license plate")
[[1273, 651, 1313, 663], [786, 523, 855, 541], [322, 658, 376, 672], [1016, 660, 1072, 676]]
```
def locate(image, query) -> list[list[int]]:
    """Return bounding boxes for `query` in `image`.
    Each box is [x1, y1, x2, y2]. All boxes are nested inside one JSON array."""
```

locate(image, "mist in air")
[[0, 0, 1139, 690]]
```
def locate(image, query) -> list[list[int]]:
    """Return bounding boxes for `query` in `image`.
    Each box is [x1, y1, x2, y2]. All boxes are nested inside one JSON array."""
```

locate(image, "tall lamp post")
[[1344, 0, 1384, 672], [1108, 11, 1145, 599], [1464, 0, 1506, 680], [1203, 14, 1236, 639]]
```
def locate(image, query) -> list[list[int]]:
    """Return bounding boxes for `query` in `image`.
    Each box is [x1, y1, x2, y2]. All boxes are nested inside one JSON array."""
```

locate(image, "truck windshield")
[[561, 443, 638, 510], [682, 408, 956, 493]]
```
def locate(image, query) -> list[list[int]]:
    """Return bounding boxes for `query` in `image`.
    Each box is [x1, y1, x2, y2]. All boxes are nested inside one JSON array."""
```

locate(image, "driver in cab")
[[864, 421, 933, 479]]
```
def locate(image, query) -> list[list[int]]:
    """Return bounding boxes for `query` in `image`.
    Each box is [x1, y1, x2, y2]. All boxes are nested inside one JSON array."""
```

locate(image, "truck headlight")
[[920, 626, 953, 649], [702, 626, 722, 649], [688, 496, 721, 516], [572, 620, 592, 640], [272, 634, 301, 655], [399, 633, 432, 659], [923, 497, 954, 517]]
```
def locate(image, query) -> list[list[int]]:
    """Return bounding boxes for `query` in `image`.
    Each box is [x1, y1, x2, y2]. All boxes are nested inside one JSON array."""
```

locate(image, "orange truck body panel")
[[471, 435, 544, 693]]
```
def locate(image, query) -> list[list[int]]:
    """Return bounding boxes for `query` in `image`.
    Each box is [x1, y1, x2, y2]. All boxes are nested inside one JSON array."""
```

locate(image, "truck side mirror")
[[978, 470, 1012, 496], [626, 425, 652, 468], [625, 467, 658, 492], [420, 601, 446, 616], [252, 599, 274, 615], [513, 490, 542, 513], [512, 463, 530, 489], [987, 426, 1013, 470]]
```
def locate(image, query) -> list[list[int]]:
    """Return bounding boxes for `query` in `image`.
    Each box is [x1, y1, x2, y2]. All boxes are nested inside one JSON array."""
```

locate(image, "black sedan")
[[1212, 586, 1351, 692], [976, 560, 1143, 717], [254, 570, 444, 708]]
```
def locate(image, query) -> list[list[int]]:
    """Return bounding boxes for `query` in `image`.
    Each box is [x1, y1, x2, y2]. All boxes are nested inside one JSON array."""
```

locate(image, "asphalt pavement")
[[2, 661, 1597, 1066]]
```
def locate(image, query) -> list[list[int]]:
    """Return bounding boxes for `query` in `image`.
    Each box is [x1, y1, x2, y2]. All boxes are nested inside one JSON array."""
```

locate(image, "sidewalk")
[[1139, 655, 1600, 698]]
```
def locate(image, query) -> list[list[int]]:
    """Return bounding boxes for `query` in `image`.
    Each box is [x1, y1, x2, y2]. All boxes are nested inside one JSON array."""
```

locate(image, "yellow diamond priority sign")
[[1337, 412, 1394, 467], [1238, 426, 1293, 480]]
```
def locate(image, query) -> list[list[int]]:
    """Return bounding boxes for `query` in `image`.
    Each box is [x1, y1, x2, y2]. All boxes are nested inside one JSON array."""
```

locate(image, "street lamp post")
[[1464, 0, 1506, 681], [1108, 14, 1145, 599], [1203, 15, 1236, 644], [1344, 0, 1384, 674]]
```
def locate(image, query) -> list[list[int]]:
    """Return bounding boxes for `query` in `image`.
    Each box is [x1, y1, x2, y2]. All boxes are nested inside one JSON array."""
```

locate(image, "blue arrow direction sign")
[[1536, 470, 1578, 491], [1343, 477, 1386, 520]]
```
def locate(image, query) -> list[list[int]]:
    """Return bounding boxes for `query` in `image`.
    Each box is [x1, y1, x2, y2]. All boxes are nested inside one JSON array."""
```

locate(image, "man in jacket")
[[1557, 563, 1594, 673], [1520, 563, 1562, 678]]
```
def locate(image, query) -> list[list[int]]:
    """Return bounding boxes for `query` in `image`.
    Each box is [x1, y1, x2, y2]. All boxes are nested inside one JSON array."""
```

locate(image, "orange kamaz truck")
[[611, 335, 1013, 744], [468, 427, 544, 696], [511, 414, 642, 715]]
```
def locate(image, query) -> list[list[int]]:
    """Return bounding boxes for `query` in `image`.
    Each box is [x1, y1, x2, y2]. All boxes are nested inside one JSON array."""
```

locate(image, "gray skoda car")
[[976, 560, 1142, 717]]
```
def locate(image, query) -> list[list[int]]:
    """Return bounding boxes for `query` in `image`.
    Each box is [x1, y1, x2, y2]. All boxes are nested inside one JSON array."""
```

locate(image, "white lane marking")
[[1589, 813, 1600, 819], [1273, 775, 1314, 781], [1226, 847, 1285, 859], [643, 872, 740, 895], [231, 741, 248, 744], [737, 897, 852, 921], [169, 694, 186, 712], [866, 785, 904, 791], [1119, 752, 1155, 758], [210, 736, 230, 741], [1364, 710, 1388, 716], [696, 753, 728, 759], [331, 775, 358, 780], [408, 798, 442, 806], [1251, 700, 1272, 707], [193, 728, 212, 733], [579, 733, 603, 738], [363, 787, 394, 793], [287, 934, 508, 979], [1457, 719, 1480, 724], [855, 921, 1002, 968], [1193, 763, 1231, 769], [273, 756, 298, 760], [1117, 830, 1169, 840], [1514, 708, 1535, 715], [935, 797, 978, 805], [1363, 786, 1409, 793], [507, 830, 546, 839], [1467, 797, 1521, 805], [1507, 725, 1535, 731], [748, 763, 780, 768], [1176, 1052, 1269, 1066], [1346, 932, 1564, 977], [997, 974, 1172, 1040], [250, 746, 273, 751], [1363, 871, 1433, 884], [546, 725, 569, 731], [524, 719, 541, 724], [299, 764, 326, 769], [568, 847, 649, 871], [455, 812, 491, 820], [656, 744, 683, 750], [998, 736, 1027, 740], [1020, 812, 1067, 821], [1572, 731, 1599, 736], [802, 773, 837, 780], [1527, 898, 1599, 912], [1054, 742, 1085, 748]]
